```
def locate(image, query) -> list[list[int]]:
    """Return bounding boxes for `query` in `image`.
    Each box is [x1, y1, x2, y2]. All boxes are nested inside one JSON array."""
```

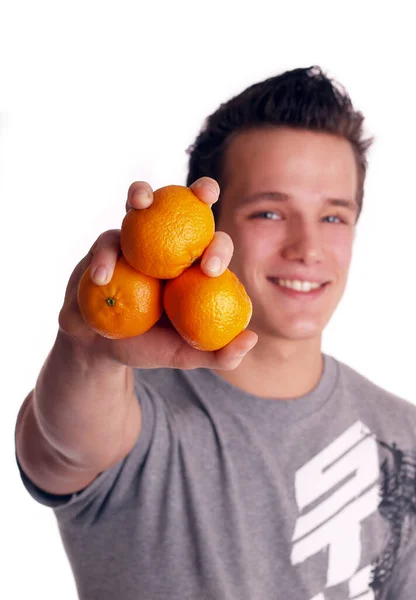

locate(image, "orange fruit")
[[163, 264, 252, 351], [120, 185, 215, 279], [77, 255, 163, 339]]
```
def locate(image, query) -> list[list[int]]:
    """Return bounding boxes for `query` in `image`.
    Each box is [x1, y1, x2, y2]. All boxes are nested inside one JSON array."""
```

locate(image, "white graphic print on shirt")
[[291, 421, 380, 599]]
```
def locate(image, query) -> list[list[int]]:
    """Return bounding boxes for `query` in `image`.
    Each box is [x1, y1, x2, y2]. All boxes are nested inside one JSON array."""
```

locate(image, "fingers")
[[125, 177, 219, 214], [88, 229, 121, 285], [213, 330, 258, 370], [190, 177, 220, 206], [85, 176, 224, 287], [125, 181, 153, 212], [200, 231, 234, 277], [165, 328, 258, 371]]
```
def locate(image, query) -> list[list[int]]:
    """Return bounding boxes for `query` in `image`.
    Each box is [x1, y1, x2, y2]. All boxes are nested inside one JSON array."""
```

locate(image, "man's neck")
[[214, 335, 324, 399]]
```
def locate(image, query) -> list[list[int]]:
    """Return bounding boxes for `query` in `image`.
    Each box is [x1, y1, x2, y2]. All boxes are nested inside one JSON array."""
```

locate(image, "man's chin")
[[253, 318, 326, 343]]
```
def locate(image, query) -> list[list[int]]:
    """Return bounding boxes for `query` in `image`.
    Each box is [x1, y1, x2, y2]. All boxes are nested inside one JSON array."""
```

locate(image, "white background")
[[1, 1, 415, 598]]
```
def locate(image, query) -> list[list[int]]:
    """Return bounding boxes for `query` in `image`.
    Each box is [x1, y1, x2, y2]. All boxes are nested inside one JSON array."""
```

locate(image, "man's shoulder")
[[333, 356, 416, 438], [336, 357, 414, 409]]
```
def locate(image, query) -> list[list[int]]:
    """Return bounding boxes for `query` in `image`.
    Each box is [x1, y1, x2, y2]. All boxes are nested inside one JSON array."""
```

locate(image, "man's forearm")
[[19, 331, 139, 471]]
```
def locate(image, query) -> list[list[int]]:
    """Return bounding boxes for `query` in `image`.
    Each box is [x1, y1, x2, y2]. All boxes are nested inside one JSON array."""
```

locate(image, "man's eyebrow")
[[241, 191, 358, 213], [241, 191, 290, 204], [327, 198, 358, 214]]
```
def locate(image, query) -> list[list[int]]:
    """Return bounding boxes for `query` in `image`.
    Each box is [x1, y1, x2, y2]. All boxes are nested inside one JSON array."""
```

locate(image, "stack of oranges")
[[77, 185, 252, 351]]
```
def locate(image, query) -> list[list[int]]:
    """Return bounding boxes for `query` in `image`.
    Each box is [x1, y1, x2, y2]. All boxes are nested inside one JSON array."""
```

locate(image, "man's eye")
[[250, 211, 281, 220], [323, 215, 343, 224]]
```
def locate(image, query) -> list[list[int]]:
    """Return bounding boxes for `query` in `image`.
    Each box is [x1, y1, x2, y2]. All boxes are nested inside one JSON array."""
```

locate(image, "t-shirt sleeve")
[[15, 379, 156, 520]]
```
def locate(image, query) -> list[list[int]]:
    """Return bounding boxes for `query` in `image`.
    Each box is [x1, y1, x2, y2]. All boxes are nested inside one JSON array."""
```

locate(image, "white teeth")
[[277, 279, 323, 292]]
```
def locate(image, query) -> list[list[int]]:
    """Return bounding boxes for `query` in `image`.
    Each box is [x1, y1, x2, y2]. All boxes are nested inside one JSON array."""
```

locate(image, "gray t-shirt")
[[17, 355, 416, 599]]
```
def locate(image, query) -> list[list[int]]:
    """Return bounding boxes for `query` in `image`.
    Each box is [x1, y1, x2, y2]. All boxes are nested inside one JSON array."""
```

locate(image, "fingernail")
[[91, 266, 108, 285], [133, 190, 152, 208], [238, 341, 257, 356], [204, 256, 222, 274], [205, 185, 219, 197], [193, 180, 218, 194]]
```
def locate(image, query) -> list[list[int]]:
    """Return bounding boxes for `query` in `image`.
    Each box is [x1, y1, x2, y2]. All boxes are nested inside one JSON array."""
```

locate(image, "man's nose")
[[281, 221, 324, 265]]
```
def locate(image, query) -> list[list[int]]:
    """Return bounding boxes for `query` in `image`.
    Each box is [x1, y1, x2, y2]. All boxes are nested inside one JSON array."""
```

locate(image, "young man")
[[15, 66, 416, 599]]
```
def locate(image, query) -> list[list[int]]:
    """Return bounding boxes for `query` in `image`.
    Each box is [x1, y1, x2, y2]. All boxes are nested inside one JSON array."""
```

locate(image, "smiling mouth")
[[268, 278, 329, 293]]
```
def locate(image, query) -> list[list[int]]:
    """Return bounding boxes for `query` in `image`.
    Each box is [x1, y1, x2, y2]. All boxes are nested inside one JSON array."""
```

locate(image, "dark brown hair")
[[186, 66, 373, 221]]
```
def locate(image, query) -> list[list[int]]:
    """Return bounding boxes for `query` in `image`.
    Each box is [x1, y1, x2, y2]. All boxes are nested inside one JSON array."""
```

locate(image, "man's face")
[[216, 126, 358, 342]]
